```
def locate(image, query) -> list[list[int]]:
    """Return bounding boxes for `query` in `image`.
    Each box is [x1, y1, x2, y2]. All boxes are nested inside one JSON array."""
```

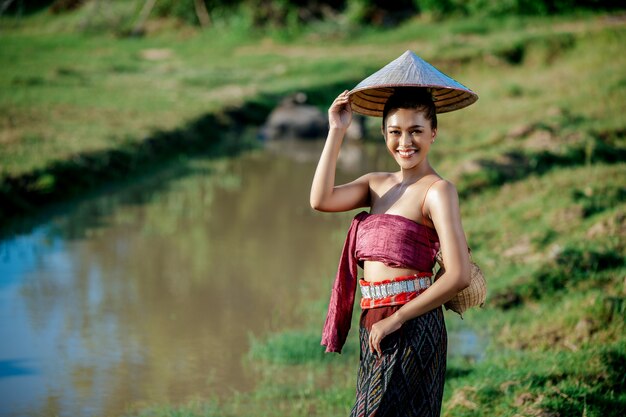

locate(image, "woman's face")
[[382, 108, 437, 170]]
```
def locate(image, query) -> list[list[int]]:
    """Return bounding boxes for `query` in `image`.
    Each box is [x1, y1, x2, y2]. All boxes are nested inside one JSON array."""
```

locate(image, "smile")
[[397, 149, 417, 158]]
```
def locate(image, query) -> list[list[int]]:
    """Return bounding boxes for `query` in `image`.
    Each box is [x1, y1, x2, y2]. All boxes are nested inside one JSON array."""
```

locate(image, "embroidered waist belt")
[[359, 272, 432, 309]]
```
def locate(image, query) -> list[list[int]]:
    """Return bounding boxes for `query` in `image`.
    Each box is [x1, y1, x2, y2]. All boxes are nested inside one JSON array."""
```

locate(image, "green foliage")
[[413, 0, 459, 18], [572, 185, 626, 217], [153, 0, 199, 25], [459, 0, 623, 17], [6, 0, 624, 31], [249, 330, 328, 364], [491, 243, 625, 309], [152, 0, 347, 28], [441, 341, 626, 417], [344, 0, 370, 25], [536, 345, 626, 416], [249, 329, 357, 364], [1, 0, 55, 15], [529, 245, 623, 293], [456, 128, 626, 198]]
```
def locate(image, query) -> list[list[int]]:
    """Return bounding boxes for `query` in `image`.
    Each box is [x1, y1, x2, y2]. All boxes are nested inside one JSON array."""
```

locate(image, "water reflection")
[[0, 146, 356, 417], [0, 140, 482, 417]]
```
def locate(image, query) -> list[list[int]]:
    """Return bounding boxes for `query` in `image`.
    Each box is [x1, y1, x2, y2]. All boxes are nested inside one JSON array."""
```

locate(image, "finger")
[[332, 97, 349, 106], [331, 101, 350, 113], [374, 339, 383, 356], [335, 91, 350, 101], [369, 333, 375, 354], [334, 101, 350, 111]]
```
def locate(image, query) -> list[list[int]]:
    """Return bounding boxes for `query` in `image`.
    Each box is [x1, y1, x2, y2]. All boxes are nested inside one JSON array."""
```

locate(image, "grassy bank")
[[2, 9, 624, 220], [2, 7, 625, 417]]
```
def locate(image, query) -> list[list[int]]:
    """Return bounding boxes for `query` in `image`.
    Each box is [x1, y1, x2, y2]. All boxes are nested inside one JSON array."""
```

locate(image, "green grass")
[[2, 10, 624, 178], [2, 7, 626, 417]]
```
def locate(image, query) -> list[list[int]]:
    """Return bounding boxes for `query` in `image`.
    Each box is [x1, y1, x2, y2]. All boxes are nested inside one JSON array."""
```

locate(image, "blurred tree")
[[1, 0, 54, 15], [412, 0, 457, 17], [460, 0, 624, 16], [194, 0, 211, 27], [346, 0, 417, 26], [153, 0, 201, 24], [50, 0, 85, 13], [131, 0, 156, 36], [8, 0, 622, 30], [232, 0, 344, 28]]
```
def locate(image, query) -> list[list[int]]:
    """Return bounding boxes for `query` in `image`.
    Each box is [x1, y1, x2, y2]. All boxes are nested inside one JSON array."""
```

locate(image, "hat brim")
[[350, 85, 478, 117]]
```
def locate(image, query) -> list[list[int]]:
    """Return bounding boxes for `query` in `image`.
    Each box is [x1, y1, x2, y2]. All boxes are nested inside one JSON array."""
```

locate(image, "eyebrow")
[[386, 125, 424, 129]]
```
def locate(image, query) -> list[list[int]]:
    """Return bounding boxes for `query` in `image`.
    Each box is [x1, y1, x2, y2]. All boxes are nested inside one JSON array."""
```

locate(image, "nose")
[[400, 131, 412, 147]]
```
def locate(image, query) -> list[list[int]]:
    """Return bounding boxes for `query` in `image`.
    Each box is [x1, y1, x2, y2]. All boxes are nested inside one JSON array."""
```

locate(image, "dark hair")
[[382, 88, 437, 130]]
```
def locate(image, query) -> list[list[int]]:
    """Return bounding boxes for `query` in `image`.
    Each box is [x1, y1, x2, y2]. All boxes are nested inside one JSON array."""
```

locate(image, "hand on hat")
[[328, 90, 352, 131]]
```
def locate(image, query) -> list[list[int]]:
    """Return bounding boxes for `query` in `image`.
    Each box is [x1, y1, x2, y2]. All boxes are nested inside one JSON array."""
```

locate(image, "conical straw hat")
[[349, 50, 478, 117]]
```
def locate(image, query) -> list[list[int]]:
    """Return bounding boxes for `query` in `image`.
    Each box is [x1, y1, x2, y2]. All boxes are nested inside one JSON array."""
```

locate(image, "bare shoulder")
[[431, 178, 458, 196], [367, 172, 397, 187], [425, 178, 460, 214]]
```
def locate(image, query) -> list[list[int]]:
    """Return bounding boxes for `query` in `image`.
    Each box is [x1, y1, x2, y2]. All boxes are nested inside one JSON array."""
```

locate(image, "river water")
[[0, 140, 483, 417]]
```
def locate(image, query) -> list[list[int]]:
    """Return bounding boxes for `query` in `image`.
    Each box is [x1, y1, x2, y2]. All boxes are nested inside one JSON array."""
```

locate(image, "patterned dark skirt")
[[350, 306, 447, 417]]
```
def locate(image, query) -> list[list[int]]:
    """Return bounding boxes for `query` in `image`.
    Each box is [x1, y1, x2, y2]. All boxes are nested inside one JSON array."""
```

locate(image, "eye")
[[389, 130, 400, 135], [411, 130, 423, 135]]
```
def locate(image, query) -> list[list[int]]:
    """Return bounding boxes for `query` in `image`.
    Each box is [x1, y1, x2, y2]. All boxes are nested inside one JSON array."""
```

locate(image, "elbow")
[[446, 267, 471, 292], [309, 197, 326, 212], [309, 185, 325, 210], [310, 191, 332, 212], [309, 190, 320, 210], [456, 270, 471, 291], [310, 197, 322, 211], [456, 278, 471, 292]]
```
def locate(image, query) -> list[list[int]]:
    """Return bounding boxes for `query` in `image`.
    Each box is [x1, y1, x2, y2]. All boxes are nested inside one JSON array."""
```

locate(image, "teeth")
[[398, 149, 416, 157]]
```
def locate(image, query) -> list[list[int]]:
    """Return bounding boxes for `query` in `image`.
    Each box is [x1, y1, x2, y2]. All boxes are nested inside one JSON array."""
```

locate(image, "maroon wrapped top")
[[321, 211, 440, 353]]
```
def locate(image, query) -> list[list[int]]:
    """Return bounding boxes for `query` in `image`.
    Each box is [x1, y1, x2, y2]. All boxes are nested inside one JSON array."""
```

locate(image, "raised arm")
[[310, 90, 371, 212]]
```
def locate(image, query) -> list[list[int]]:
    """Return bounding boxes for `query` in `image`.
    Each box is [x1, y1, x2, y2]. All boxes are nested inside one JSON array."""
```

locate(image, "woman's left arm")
[[367, 180, 471, 356]]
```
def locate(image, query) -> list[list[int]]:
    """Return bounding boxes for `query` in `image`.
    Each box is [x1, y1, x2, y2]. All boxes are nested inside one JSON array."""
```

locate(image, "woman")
[[310, 51, 477, 417]]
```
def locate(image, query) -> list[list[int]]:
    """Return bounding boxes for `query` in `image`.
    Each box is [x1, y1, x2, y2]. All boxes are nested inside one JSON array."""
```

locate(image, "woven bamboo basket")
[[434, 250, 486, 318]]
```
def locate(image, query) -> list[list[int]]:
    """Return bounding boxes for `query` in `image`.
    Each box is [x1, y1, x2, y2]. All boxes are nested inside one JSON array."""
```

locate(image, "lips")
[[397, 148, 417, 158]]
